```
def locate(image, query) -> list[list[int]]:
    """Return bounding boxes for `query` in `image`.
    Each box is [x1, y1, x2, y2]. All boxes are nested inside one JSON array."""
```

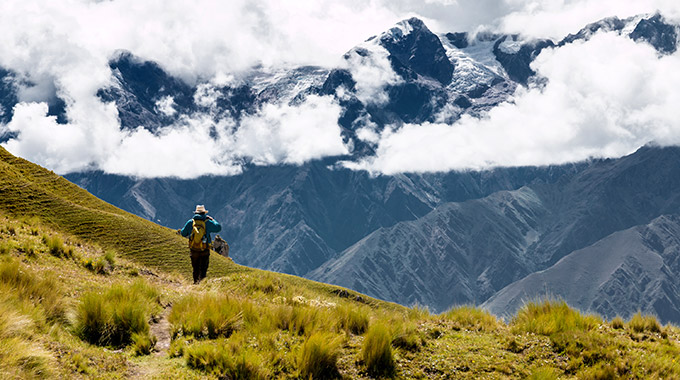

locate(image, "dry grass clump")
[[42, 234, 74, 258], [169, 293, 247, 339], [0, 301, 55, 378], [273, 303, 325, 336], [443, 305, 499, 332], [628, 312, 661, 333], [391, 320, 424, 352], [362, 322, 396, 378], [0, 258, 65, 322], [131, 332, 157, 356], [512, 300, 601, 336], [335, 303, 369, 335], [297, 332, 341, 379], [527, 367, 560, 379], [74, 278, 160, 347], [184, 338, 266, 379], [610, 316, 625, 330]]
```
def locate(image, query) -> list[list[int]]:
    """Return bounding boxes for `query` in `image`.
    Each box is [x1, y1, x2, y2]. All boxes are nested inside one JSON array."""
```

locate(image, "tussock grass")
[[184, 338, 266, 379], [628, 312, 661, 333], [362, 322, 396, 378], [527, 367, 560, 379], [391, 320, 424, 352], [131, 332, 157, 356], [0, 301, 55, 378], [297, 332, 341, 379], [610, 316, 625, 329], [74, 278, 159, 347], [335, 303, 369, 335], [169, 293, 246, 339], [0, 240, 12, 255], [0, 258, 65, 322], [512, 300, 601, 336], [273, 303, 324, 336], [43, 234, 67, 258], [443, 305, 499, 332]]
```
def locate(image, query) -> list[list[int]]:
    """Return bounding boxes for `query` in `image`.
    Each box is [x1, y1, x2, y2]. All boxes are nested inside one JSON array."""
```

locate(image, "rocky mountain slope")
[[312, 146, 680, 318], [2, 146, 680, 379], [3, 13, 680, 321]]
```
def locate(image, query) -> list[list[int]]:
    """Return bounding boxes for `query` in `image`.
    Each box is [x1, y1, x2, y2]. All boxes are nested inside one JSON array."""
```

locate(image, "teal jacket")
[[180, 214, 221, 244]]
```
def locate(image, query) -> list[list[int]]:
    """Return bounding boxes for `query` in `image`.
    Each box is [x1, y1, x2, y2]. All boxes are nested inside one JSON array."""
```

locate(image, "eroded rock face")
[[212, 235, 230, 258]]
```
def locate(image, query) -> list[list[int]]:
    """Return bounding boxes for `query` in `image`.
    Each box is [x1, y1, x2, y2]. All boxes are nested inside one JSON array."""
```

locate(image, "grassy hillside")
[[2, 146, 680, 379]]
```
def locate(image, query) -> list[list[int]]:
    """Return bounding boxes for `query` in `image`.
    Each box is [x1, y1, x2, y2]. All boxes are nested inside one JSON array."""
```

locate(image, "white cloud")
[[346, 32, 680, 174], [343, 42, 403, 105], [500, 0, 680, 39], [235, 95, 349, 165], [1, 0, 680, 179], [155, 96, 177, 117]]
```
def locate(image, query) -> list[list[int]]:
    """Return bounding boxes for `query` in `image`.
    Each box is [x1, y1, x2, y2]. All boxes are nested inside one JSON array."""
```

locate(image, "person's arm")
[[179, 219, 193, 237], [206, 216, 221, 233]]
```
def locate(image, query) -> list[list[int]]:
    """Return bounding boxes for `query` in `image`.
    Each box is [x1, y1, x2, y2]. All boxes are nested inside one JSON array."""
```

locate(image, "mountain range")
[[3, 12, 680, 321]]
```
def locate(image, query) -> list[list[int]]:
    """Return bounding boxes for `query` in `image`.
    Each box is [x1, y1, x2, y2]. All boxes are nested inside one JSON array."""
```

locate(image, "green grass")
[[0, 146, 237, 278], [362, 323, 396, 378], [184, 338, 266, 379], [169, 293, 246, 339], [629, 312, 661, 333], [74, 278, 160, 347], [443, 305, 499, 332], [335, 303, 370, 335], [4, 147, 680, 379], [512, 299, 601, 336], [297, 332, 341, 379]]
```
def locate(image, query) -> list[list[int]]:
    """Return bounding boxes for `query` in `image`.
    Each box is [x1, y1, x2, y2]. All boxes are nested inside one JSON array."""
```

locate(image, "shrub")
[[74, 279, 159, 347], [443, 305, 499, 332], [169, 293, 244, 339], [362, 323, 396, 378], [298, 332, 341, 379], [512, 300, 601, 336], [132, 332, 157, 356], [185, 340, 265, 379], [335, 303, 369, 335], [628, 312, 661, 333]]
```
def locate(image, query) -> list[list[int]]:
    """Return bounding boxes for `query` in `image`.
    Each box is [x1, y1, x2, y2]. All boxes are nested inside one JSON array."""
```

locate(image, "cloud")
[[343, 42, 403, 106], [346, 31, 680, 174], [500, 0, 680, 39], [235, 95, 349, 165], [1, 0, 680, 178]]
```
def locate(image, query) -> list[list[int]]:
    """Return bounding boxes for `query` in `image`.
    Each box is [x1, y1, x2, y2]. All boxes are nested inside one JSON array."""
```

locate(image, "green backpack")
[[189, 219, 209, 251]]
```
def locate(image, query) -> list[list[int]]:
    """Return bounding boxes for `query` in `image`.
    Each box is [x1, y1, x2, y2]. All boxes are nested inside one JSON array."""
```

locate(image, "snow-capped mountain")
[[4, 13, 680, 321]]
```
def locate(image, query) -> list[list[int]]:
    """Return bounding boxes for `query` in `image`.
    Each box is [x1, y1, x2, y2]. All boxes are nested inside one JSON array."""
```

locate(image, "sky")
[[0, 0, 679, 177]]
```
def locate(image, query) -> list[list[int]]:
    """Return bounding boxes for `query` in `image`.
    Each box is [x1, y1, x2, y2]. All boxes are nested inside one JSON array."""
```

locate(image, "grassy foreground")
[[2, 147, 680, 378]]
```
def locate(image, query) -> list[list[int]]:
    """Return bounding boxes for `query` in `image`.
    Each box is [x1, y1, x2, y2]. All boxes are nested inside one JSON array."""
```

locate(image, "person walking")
[[178, 205, 221, 284]]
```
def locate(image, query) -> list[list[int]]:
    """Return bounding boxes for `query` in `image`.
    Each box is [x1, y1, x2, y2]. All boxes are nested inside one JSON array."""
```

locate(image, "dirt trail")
[[150, 306, 172, 355]]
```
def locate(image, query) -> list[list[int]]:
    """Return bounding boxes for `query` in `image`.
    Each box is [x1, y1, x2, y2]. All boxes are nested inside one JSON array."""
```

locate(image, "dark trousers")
[[190, 252, 210, 284]]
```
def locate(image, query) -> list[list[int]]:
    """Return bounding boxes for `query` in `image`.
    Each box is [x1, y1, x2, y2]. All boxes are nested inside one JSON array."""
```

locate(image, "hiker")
[[178, 205, 221, 284]]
